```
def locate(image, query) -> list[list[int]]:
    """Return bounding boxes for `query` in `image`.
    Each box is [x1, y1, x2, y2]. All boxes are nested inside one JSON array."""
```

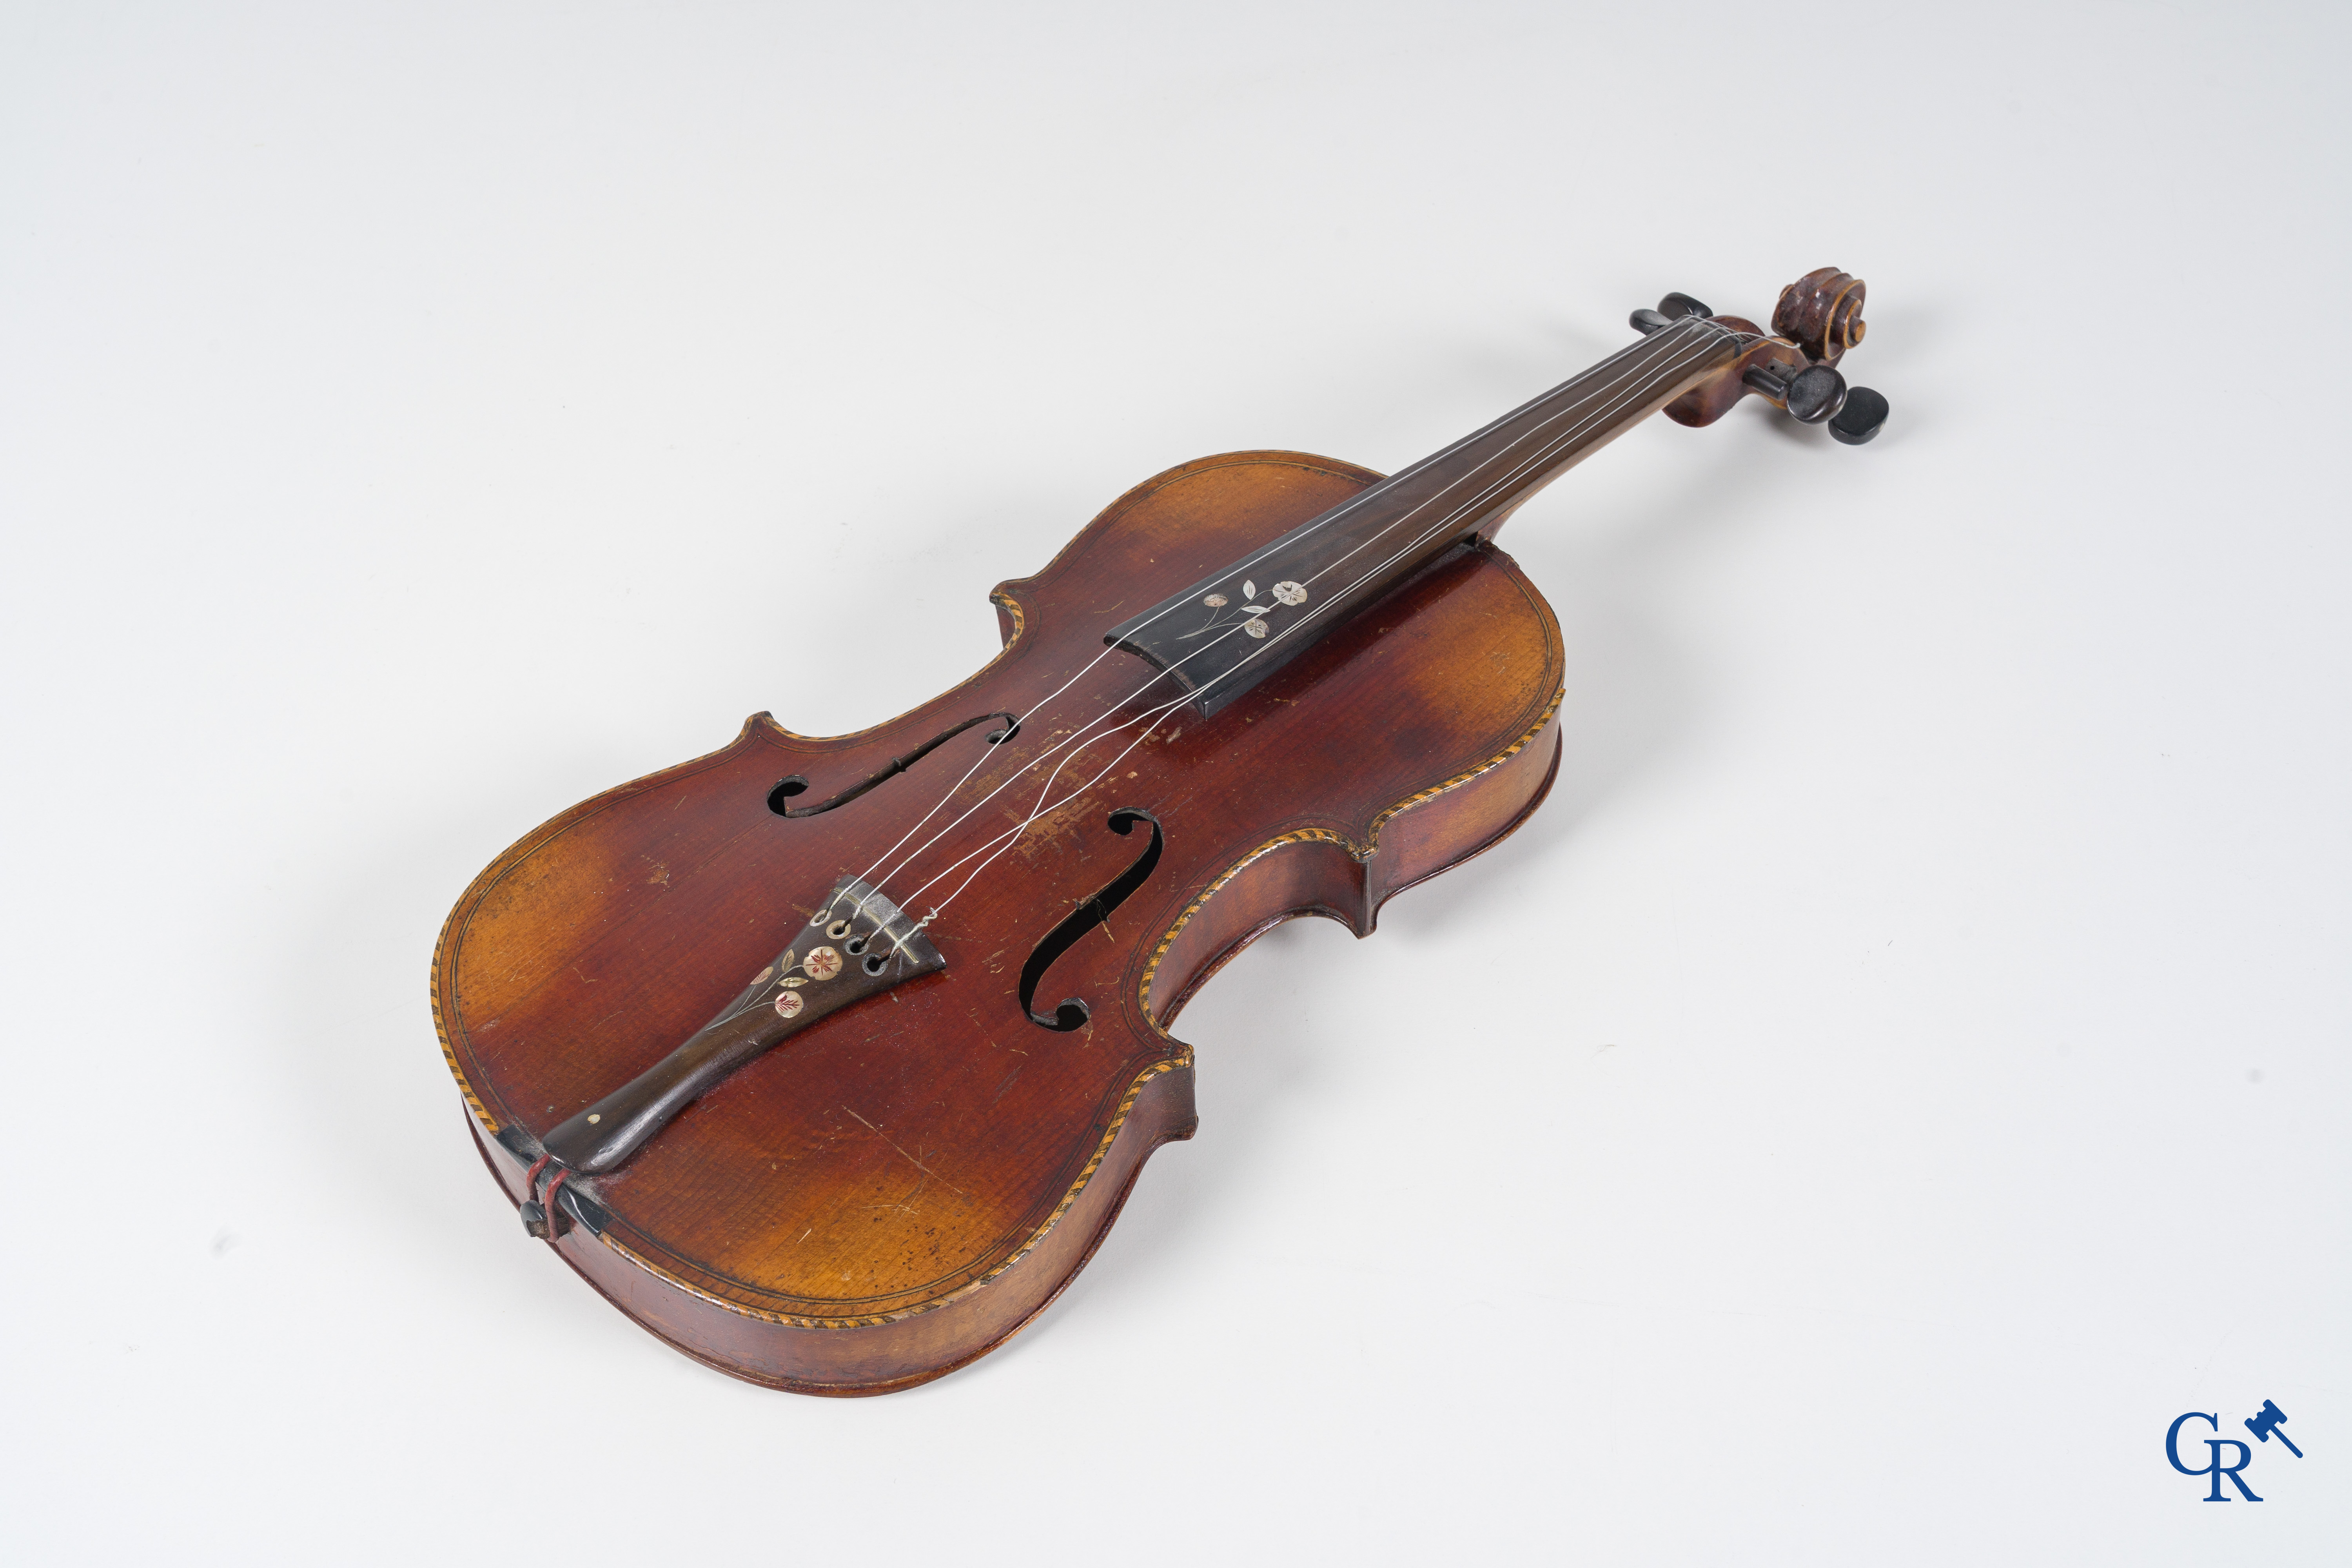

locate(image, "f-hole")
[[1019, 808, 1163, 1031], [769, 711, 1018, 818]]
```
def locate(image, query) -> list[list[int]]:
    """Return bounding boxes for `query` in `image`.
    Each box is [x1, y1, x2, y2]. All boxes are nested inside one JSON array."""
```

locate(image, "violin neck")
[[1107, 316, 1743, 715], [1383, 314, 1742, 519]]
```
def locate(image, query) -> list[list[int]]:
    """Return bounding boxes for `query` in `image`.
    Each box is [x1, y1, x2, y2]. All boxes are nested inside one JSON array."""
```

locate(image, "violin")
[[432, 269, 1887, 1394]]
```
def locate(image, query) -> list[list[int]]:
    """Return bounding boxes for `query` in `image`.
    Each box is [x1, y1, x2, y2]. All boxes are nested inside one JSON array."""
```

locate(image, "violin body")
[[435, 449, 1566, 1394]]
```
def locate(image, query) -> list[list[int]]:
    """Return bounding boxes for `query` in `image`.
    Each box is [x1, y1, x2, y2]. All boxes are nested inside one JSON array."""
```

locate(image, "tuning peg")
[[1828, 386, 1889, 445], [1657, 292, 1712, 320], [1629, 307, 1673, 336], [1782, 364, 1846, 424], [1741, 360, 1847, 424]]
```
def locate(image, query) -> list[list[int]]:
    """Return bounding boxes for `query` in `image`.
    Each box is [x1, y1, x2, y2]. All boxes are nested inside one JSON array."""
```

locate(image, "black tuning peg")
[[1828, 386, 1889, 445], [1742, 361, 1848, 424], [1633, 292, 1715, 336], [1783, 364, 1846, 424]]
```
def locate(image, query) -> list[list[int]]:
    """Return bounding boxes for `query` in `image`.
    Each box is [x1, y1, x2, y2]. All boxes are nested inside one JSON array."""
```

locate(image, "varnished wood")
[[1661, 316, 1809, 428], [1773, 267, 1867, 363], [540, 877, 947, 1173], [433, 450, 1566, 1392]]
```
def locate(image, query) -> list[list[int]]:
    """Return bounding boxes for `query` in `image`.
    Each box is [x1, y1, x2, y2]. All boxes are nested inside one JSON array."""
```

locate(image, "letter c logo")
[[2167, 1412, 2218, 1475]]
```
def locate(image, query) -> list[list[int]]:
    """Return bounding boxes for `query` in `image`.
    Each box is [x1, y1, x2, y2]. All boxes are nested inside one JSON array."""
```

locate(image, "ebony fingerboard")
[[1105, 316, 1740, 715]]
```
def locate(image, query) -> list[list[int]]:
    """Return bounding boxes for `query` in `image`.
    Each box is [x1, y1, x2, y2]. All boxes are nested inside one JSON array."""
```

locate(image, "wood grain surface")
[[433, 448, 1567, 1392]]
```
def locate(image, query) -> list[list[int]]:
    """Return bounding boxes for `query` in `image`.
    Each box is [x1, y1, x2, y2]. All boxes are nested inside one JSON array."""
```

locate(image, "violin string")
[[829, 662, 1185, 930], [863, 321, 1737, 939], [1007, 321, 1742, 818], [1263, 323, 1735, 604], [871, 321, 1737, 938], [840, 324, 1725, 933], [874, 321, 1738, 943], [833, 717, 1054, 923], [882, 689, 1199, 948]]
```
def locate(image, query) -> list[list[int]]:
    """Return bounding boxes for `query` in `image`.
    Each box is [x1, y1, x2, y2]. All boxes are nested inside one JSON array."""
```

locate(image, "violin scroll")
[[1774, 267, 1866, 364], [1641, 267, 1890, 443]]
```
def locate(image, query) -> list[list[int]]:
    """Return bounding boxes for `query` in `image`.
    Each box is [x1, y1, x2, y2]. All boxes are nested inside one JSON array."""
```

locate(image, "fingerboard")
[[1106, 316, 1741, 715]]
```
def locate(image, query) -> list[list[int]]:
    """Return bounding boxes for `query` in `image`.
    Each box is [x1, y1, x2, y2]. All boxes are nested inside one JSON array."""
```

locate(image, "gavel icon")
[[2245, 1400, 2304, 1458]]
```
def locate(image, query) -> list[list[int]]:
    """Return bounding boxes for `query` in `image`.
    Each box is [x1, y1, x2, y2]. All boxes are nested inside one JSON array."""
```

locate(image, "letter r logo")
[[2167, 1412, 2263, 1501]]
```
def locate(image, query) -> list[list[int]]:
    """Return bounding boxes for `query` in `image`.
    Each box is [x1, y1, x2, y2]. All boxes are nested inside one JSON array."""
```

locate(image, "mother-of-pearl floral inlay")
[[726, 944, 839, 1028], [1184, 575, 1309, 641]]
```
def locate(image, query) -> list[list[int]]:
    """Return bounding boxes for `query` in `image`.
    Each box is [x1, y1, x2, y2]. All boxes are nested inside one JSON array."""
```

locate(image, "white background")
[[3, 3, 2345, 1561]]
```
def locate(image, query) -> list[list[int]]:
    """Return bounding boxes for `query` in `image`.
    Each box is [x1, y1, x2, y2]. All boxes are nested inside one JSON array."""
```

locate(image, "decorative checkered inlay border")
[[1138, 687, 1565, 1025]]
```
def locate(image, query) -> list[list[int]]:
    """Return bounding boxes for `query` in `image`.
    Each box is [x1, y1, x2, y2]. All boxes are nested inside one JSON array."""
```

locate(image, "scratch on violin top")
[[843, 1106, 965, 1194]]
